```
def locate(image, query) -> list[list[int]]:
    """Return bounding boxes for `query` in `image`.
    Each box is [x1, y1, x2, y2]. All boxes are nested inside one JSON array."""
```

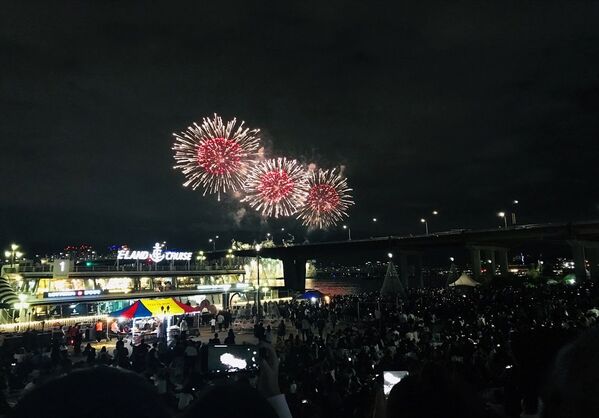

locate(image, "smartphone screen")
[[383, 371, 409, 397], [206, 345, 259, 373]]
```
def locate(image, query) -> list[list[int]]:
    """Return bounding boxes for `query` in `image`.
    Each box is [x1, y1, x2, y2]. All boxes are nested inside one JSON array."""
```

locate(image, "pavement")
[[86, 323, 278, 352]]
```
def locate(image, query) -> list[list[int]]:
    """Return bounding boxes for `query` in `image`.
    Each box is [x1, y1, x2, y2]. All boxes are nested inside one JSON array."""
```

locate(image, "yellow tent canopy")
[[109, 298, 197, 318]]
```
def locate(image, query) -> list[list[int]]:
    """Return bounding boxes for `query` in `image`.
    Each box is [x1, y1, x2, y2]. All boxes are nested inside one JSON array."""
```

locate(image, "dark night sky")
[[2, 1, 599, 253]]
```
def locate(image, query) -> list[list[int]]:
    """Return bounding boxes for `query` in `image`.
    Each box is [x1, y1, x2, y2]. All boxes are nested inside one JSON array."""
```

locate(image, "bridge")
[[209, 220, 599, 290]]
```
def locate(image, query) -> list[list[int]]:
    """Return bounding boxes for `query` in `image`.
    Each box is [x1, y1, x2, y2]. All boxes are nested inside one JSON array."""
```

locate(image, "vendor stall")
[[108, 298, 199, 344]]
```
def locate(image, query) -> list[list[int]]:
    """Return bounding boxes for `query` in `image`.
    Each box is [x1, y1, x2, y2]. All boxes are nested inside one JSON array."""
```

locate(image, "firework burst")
[[243, 158, 309, 218], [172, 114, 260, 200], [297, 168, 354, 229]]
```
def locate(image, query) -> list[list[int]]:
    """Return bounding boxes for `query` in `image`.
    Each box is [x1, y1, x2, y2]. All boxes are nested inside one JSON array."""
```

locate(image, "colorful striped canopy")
[[109, 298, 198, 319]]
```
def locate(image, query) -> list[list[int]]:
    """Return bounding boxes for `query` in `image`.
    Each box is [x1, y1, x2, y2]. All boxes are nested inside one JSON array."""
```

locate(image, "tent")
[[297, 289, 325, 300], [380, 260, 406, 297], [109, 298, 198, 319], [448, 273, 481, 287]]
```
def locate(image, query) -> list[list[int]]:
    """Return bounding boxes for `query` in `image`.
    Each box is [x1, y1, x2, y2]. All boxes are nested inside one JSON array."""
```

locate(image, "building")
[[0, 243, 286, 331]]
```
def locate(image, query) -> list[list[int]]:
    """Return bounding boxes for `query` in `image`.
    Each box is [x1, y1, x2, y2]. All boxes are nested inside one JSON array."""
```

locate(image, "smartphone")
[[383, 371, 408, 397], [203, 345, 259, 374]]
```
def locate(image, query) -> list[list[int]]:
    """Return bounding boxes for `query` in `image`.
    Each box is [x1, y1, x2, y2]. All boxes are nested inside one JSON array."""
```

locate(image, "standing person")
[[224, 329, 236, 344], [317, 317, 326, 337], [255, 322, 266, 341], [277, 320, 286, 342], [110, 320, 119, 340], [223, 309, 232, 330], [217, 312, 225, 332], [301, 317, 311, 341], [73, 326, 82, 355], [179, 317, 189, 341], [183, 341, 198, 372], [265, 325, 273, 343], [95, 319, 104, 342], [210, 317, 216, 333]]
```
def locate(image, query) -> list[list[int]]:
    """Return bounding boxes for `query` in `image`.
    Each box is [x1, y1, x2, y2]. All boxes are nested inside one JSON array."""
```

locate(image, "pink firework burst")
[[297, 168, 354, 229], [243, 158, 309, 218], [172, 114, 260, 200]]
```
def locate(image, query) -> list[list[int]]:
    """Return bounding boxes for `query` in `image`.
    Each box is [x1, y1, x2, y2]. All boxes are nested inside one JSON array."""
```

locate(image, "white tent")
[[380, 260, 406, 297], [449, 273, 480, 287]]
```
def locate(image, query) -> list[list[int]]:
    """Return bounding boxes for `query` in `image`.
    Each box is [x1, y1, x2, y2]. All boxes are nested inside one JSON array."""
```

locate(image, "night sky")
[[2, 1, 599, 253]]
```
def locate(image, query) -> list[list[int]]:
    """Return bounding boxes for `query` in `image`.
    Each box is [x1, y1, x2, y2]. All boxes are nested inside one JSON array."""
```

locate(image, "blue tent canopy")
[[297, 289, 325, 300]]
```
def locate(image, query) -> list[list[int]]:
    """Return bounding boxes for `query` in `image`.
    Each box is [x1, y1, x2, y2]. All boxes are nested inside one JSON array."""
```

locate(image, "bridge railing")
[[12, 263, 246, 274]]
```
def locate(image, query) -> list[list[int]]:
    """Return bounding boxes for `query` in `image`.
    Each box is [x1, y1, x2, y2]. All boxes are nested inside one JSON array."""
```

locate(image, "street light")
[[387, 252, 393, 259], [420, 218, 429, 235], [372, 218, 378, 223], [343, 225, 352, 240], [498, 212, 507, 229], [5, 244, 23, 267], [432, 210, 439, 215], [255, 244, 262, 318], [196, 251, 206, 267], [208, 238, 215, 251], [511, 200, 519, 225]]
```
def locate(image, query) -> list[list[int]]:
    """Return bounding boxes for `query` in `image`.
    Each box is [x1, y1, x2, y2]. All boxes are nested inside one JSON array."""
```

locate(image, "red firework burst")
[[197, 137, 242, 175], [172, 114, 260, 200], [297, 168, 354, 229], [243, 158, 308, 218]]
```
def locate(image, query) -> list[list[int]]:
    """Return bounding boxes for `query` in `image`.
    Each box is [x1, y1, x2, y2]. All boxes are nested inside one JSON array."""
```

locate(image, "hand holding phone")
[[204, 345, 259, 374], [257, 342, 281, 398], [383, 371, 408, 397]]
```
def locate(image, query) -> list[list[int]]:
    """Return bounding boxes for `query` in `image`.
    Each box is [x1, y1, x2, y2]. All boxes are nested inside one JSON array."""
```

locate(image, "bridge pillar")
[[414, 254, 424, 288], [282, 257, 307, 292], [483, 249, 496, 276], [496, 249, 509, 276], [399, 254, 409, 290], [568, 241, 587, 280], [469, 248, 482, 278], [588, 248, 599, 281]]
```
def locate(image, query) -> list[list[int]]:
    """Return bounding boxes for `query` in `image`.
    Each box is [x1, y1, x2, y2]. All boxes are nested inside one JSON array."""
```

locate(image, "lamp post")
[[226, 249, 234, 267], [511, 200, 519, 225], [255, 244, 262, 319], [498, 212, 507, 229], [343, 225, 352, 240], [4, 244, 23, 269], [208, 238, 215, 251], [420, 218, 429, 235], [196, 251, 206, 268]]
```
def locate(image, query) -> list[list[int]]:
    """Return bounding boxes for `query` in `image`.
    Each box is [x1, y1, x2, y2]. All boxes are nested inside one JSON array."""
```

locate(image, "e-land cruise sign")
[[117, 243, 192, 263]]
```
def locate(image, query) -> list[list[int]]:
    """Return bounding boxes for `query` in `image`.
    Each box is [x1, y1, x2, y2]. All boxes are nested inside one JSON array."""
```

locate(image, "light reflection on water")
[[305, 277, 383, 296]]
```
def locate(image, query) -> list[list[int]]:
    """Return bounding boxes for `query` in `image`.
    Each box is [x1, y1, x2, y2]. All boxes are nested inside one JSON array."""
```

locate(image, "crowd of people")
[[2, 280, 599, 417]]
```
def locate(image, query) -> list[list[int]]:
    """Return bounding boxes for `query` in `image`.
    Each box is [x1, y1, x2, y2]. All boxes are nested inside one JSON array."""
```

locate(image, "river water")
[[305, 277, 383, 296]]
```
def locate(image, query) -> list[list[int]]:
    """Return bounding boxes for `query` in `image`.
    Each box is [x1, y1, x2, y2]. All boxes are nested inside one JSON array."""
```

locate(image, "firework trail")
[[172, 114, 260, 200], [297, 168, 354, 229], [243, 157, 309, 218]]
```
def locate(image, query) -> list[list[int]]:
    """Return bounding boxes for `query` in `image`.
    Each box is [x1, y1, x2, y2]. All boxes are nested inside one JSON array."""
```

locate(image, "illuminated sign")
[[117, 243, 193, 263], [44, 289, 103, 298]]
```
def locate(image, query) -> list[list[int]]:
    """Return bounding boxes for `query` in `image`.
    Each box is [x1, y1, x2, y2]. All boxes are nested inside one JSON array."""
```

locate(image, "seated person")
[[11, 367, 168, 418]]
